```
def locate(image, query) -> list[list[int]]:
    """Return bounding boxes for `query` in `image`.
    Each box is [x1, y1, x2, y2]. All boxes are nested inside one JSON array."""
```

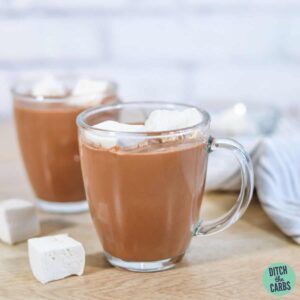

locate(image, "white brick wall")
[[186, 0, 300, 9], [194, 65, 300, 106], [0, 0, 299, 118], [110, 15, 281, 63], [285, 16, 300, 60], [9, 0, 131, 11], [0, 18, 103, 63]]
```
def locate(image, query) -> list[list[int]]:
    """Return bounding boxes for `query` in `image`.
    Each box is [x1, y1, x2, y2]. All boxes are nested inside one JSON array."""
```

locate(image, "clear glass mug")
[[77, 102, 254, 272], [12, 76, 118, 213]]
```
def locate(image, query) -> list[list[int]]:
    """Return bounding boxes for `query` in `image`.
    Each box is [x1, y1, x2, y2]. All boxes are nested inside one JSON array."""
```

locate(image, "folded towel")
[[206, 118, 300, 244], [255, 136, 300, 244]]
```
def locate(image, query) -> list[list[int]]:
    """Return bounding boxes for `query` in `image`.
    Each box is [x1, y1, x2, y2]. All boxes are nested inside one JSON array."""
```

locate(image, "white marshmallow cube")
[[70, 79, 115, 106], [28, 234, 85, 284], [72, 79, 114, 97], [32, 75, 66, 97], [0, 199, 40, 245], [145, 108, 202, 132], [85, 120, 146, 149]]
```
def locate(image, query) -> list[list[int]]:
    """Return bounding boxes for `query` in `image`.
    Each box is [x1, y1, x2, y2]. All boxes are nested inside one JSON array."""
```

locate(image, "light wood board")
[[0, 120, 299, 300]]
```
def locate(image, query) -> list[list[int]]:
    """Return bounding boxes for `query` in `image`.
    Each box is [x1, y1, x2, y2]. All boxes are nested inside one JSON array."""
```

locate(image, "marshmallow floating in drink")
[[32, 75, 66, 97], [145, 108, 202, 132], [28, 234, 85, 284], [72, 79, 114, 97], [84, 108, 203, 148], [70, 79, 115, 106], [0, 199, 40, 245], [85, 121, 146, 148]]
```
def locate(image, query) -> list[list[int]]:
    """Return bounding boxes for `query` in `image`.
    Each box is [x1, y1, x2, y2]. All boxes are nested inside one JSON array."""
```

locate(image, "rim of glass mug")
[[11, 76, 118, 104], [76, 101, 211, 139]]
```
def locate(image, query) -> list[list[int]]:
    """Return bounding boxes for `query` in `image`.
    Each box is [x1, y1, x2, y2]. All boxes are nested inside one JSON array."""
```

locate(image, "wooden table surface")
[[0, 120, 299, 300]]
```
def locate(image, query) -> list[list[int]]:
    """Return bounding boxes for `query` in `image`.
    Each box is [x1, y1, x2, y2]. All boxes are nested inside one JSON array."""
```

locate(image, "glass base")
[[36, 198, 89, 214], [104, 251, 184, 272]]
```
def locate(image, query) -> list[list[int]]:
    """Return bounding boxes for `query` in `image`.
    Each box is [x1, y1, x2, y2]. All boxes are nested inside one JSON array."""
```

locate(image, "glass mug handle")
[[193, 137, 254, 236]]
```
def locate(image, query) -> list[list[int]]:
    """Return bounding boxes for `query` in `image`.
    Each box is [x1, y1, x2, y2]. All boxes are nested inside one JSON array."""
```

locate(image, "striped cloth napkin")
[[206, 118, 300, 244], [255, 135, 300, 244]]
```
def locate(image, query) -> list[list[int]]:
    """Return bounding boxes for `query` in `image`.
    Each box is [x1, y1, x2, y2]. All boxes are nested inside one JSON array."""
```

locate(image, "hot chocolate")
[[80, 140, 208, 261], [15, 101, 85, 202], [13, 76, 118, 212], [77, 102, 254, 272]]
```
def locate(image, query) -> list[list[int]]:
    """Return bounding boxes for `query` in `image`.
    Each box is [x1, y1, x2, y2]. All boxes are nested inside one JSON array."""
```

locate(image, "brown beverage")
[[80, 140, 208, 262], [13, 78, 118, 213], [77, 102, 254, 272], [15, 101, 85, 202]]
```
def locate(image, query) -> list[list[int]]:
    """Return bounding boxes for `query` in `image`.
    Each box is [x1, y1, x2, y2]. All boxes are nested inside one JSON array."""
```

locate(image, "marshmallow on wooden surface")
[[32, 75, 66, 97], [28, 234, 85, 284], [145, 108, 202, 132], [85, 120, 146, 149], [0, 199, 40, 245]]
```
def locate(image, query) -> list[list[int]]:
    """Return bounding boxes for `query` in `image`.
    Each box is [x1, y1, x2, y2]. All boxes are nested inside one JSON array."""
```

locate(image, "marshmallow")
[[94, 120, 146, 133], [69, 79, 115, 106], [72, 79, 114, 96], [32, 75, 66, 97], [0, 199, 40, 245], [145, 108, 202, 132], [85, 121, 146, 149], [28, 234, 85, 284]]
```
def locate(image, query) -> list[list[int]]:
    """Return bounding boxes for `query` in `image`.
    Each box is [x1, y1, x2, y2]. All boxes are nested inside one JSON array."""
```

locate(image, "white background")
[[0, 0, 300, 117]]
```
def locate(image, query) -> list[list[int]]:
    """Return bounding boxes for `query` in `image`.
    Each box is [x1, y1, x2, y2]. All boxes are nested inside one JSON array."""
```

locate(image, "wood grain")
[[0, 120, 299, 300]]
